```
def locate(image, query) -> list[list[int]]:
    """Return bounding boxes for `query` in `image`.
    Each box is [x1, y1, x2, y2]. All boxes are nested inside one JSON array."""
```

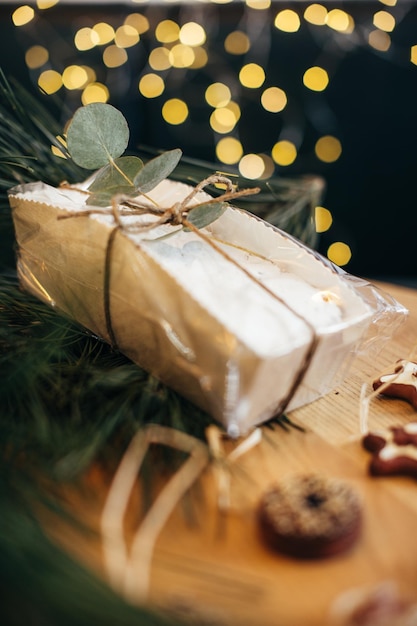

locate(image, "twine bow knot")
[[59, 172, 318, 422]]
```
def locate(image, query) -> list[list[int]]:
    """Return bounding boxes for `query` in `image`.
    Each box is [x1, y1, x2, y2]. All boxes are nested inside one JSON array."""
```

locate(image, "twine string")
[[59, 173, 319, 419]]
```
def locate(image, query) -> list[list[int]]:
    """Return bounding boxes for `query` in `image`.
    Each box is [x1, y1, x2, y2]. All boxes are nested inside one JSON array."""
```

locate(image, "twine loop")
[[59, 172, 319, 421]]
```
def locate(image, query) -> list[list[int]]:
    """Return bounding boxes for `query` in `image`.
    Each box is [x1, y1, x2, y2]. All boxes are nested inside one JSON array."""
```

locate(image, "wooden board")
[[45, 281, 417, 626]]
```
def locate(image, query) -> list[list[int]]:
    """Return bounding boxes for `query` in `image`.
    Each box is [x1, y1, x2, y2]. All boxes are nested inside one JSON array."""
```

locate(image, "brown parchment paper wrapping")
[[8, 179, 407, 435]]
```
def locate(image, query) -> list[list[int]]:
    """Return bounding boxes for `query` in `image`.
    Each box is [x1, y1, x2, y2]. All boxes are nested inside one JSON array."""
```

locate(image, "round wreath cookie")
[[257, 474, 362, 559]]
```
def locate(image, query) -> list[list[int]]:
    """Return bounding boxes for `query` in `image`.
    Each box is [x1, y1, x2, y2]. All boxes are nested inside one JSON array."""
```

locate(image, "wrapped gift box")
[[8, 177, 406, 435]]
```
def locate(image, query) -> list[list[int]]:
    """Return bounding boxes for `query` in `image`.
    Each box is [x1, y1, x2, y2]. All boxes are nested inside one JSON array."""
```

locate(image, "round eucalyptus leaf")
[[186, 202, 227, 230], [66, 104, 129, 170]]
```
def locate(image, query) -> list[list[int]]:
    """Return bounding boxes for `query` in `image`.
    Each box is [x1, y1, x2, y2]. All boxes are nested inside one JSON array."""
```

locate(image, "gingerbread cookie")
[[362, 423, 417, 478], [372, 360, 417, 410], [258, 474, 362, 559]]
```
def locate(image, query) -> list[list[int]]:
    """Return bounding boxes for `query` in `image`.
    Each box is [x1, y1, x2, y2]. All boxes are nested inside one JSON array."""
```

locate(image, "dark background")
[[1, 1, 417, 286]]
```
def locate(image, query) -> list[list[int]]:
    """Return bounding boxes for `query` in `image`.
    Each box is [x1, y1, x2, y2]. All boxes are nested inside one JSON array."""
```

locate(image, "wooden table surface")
[[47, 281, 417, 626]]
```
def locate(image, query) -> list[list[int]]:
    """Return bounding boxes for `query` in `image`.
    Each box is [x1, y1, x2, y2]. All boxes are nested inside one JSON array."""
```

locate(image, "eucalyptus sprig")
[[65, 103, 232, 230]]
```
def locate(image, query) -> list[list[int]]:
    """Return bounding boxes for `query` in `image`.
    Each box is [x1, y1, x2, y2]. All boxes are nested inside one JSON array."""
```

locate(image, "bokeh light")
[[10, 0, 413, 272], [25, 45, 49, 69], [74, 28, 100, 51], [37, 0, 59, 8], [124, 13, 149, 35], [114, 25, 140, 48], [38, 70, 62, 94], [162, 99, 188, 125], [224, 31, 250, 55], [261, 87, 287, 113], [169, 44, 195, 68], [239, 63, 265, 88], [92, 23, 115, 46], [216, 137, 243, 164], [180, 22, 206, 47], [326, 9, 353, 33], [239, 153, 266, 179], [373, 11, 396, 32], [315, 136, 342, 163], [103, 46, 128, 68], [12, 5, 35, 26], [304, 4, 328, 26], [369, 30, 391, 52], [149, 47, 171, 71], [155, 20, 180, 43], [81, 82, 109, 105], [139, 73, 165, 98], [303, 66, 329, 91], [274, 10, 301, 33], [205, 83, 231, 108], [62, 65, 89, 90], [327, 242, 352, 266], [271, 141, 297, 166], [315, 206, 333, 233]]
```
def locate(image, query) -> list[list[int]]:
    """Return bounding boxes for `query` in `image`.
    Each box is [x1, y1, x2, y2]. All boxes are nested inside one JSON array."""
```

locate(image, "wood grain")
[[45, 281, 417, 626]]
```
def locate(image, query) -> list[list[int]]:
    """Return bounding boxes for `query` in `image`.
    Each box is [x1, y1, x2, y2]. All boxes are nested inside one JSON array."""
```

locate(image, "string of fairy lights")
[[7, 0, 416, 267]]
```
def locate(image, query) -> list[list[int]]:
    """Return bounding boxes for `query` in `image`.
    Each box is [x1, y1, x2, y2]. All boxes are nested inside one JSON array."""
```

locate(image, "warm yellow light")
[[205, 82, 231, 108], [82, 66, 97, 84], [226, 101, 241, 123], [271, 140, 297, 166], [139, 73, 165, 98], [261, 86, 287, 113], [239, 154, 265, 179], [38, 70, 62, 94], [74, 27, 100, 51], [62, 65, 89, 90], [246, 0, 271, 10], [411, 45, 417, 65], [92, 23, 115, 46], [149, 47, 171, 71], [124, 13, 149, 34], [369, 29, 391, 52], [239, 63, 265, 89], [25, 45, 49, 69], [373, 10, 396, 32], [304, 4, 327, 26], [326, 9, 353, 33], [190, 47, 208, 69], [224, 31, 250, 55], [327, 242, 351, 266], [210, 108, 236, 134], [81, 83, 109, 105], [274, 9, 301, 33], [315, 206, 333, 233], [103, 45, 128, 68], [169, 44, 195, 68], [303, 66, 329, 91], [115, 25, 140, 48], [51, 144, 66, 159], [162, 99, 188, 125], [179, 22, 206, 47], [155, 20, 180, 44], [315, 136, 342, 163], [216, 137, 243, 165], [378, 0, 397, 5], [258, 154, 275, 179], [36, 0, 59, 8], [12, 5, 35, 26]]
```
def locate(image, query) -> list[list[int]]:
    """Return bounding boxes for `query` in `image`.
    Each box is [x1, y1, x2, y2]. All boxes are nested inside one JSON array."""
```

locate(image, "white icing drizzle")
[[372, 422, 417, 462], [379, 443, 417, 462], [380, 361, 417, 388]]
